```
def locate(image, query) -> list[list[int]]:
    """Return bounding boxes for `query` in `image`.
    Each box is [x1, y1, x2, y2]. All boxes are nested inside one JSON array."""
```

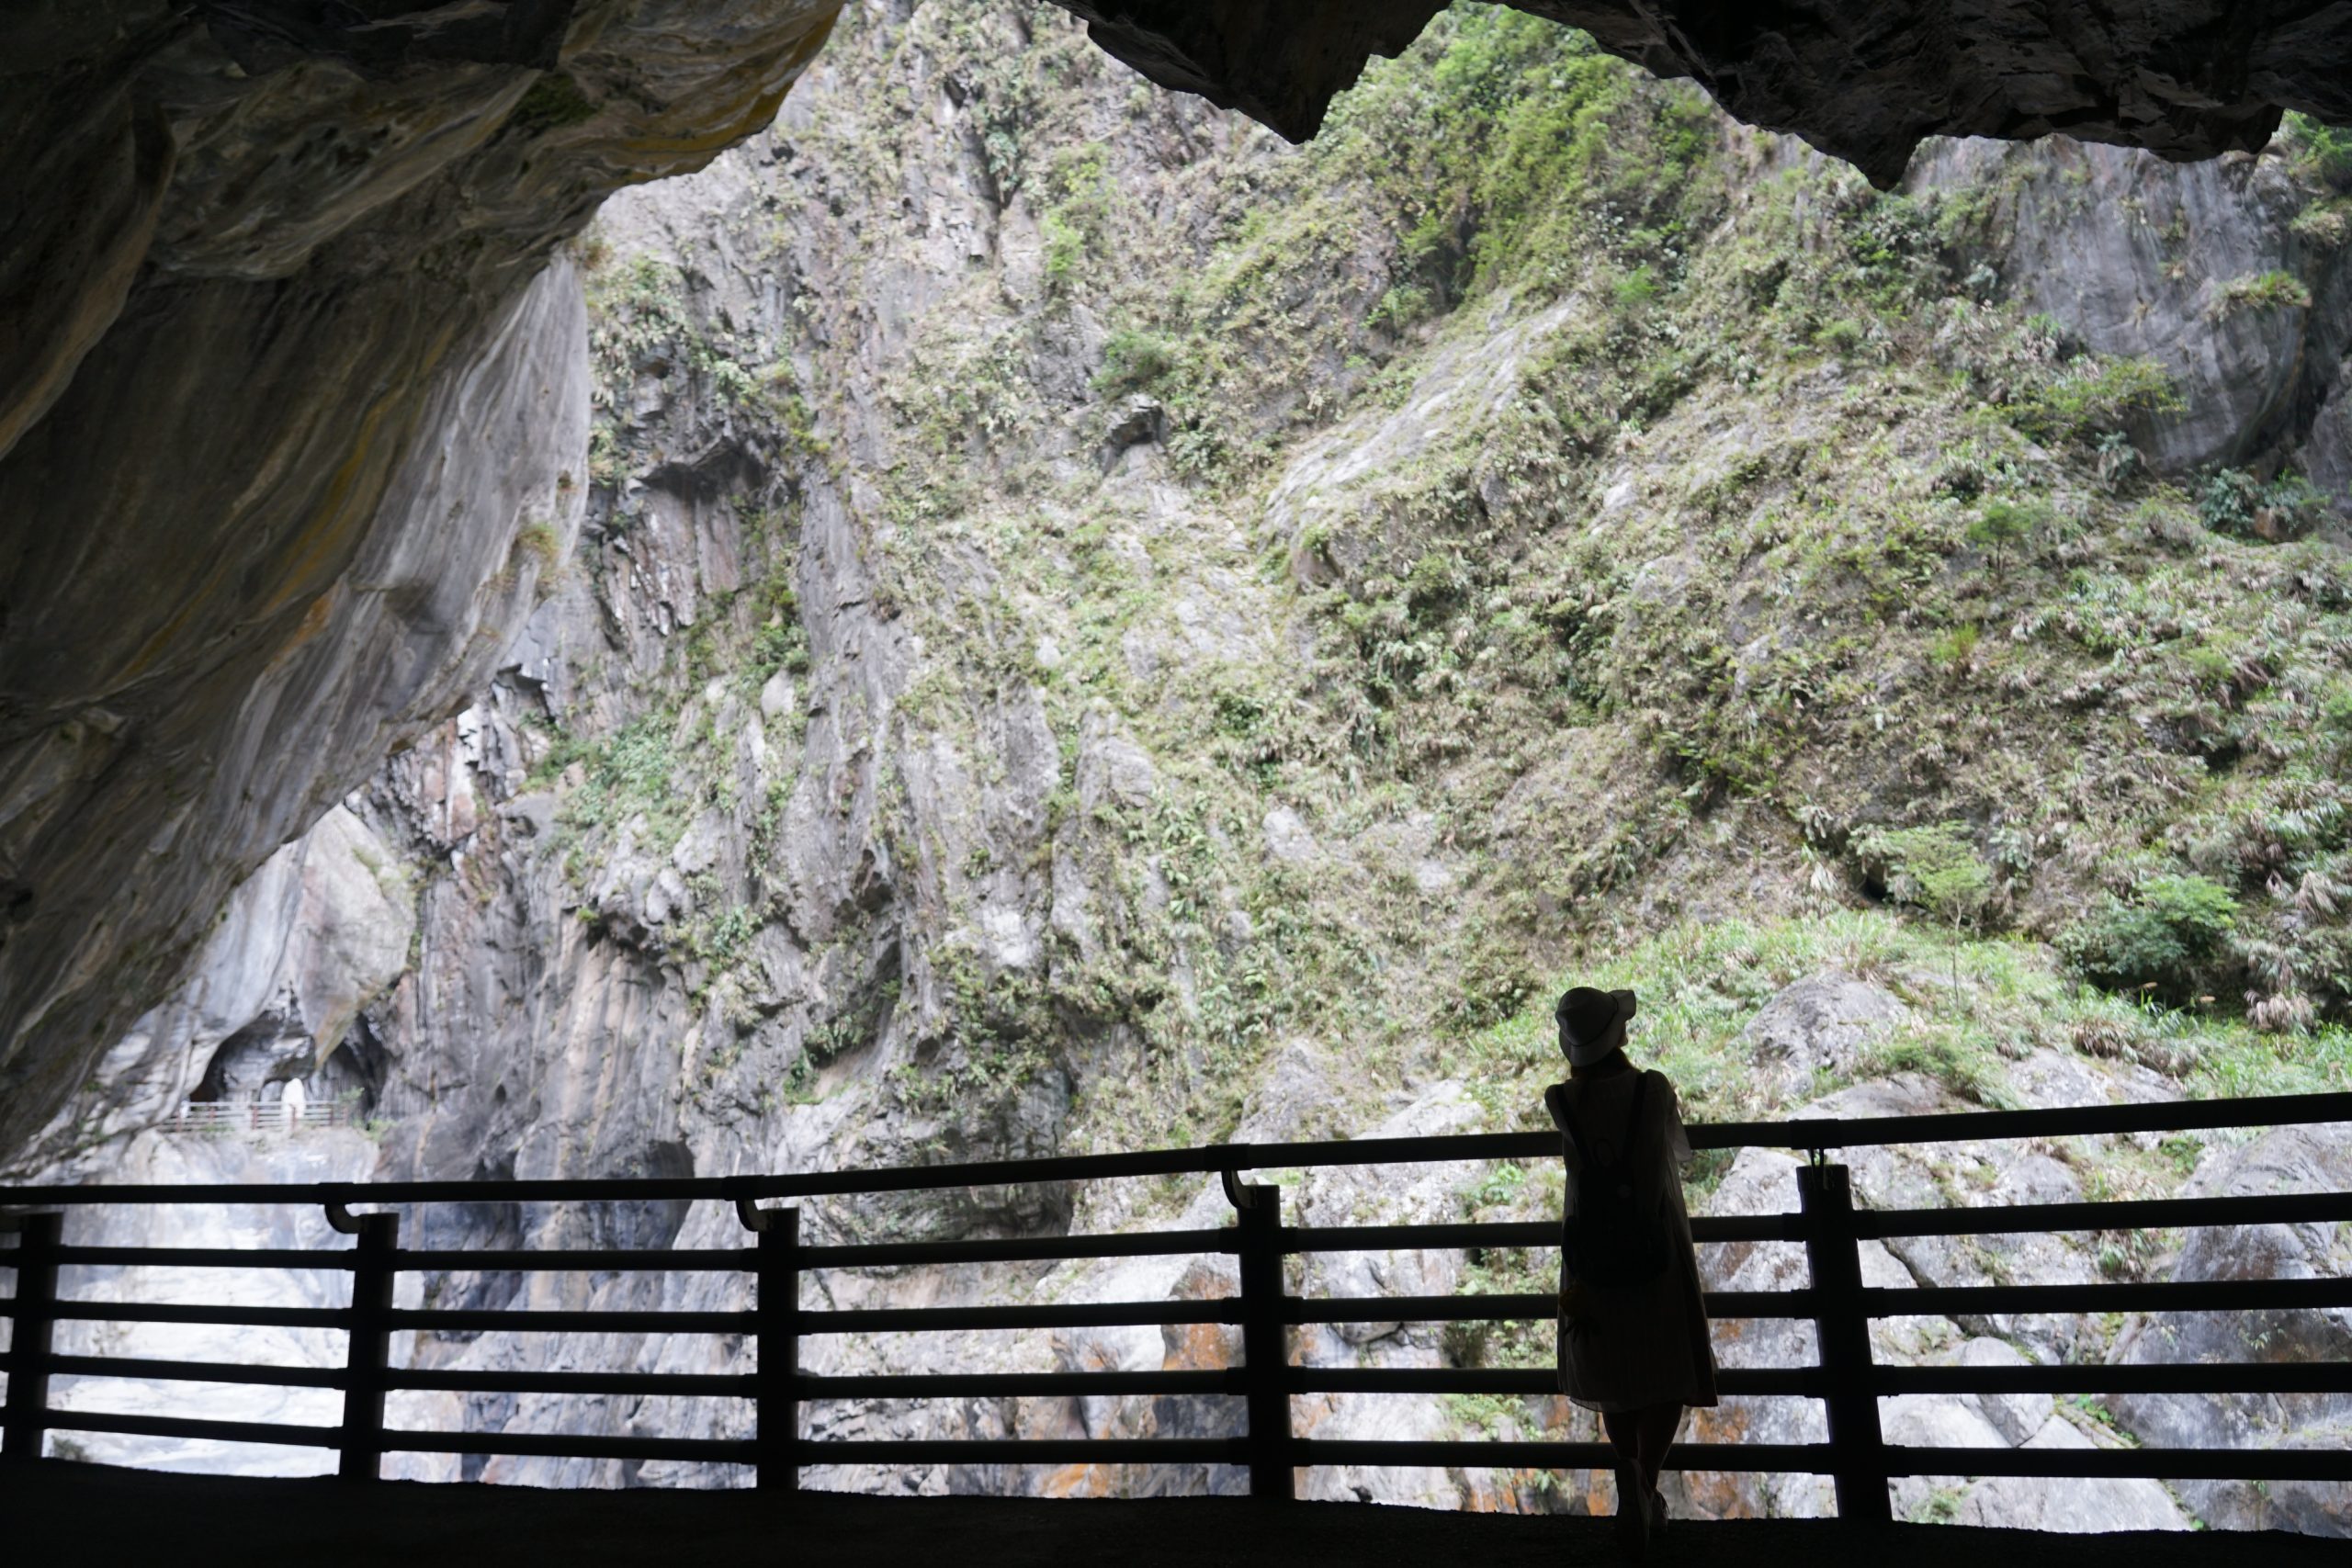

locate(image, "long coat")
[[1546, 1069, 1720, 1412]]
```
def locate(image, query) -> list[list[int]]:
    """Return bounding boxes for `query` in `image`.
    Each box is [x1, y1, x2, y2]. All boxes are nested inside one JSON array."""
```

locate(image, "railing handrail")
[[6, 1090, 2351, 1509], [3, 1089, 2345, 1207]]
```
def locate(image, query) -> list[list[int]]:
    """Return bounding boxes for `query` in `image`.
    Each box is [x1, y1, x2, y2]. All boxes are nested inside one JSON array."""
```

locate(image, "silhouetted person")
[[1546, 986, 1718, 1560]]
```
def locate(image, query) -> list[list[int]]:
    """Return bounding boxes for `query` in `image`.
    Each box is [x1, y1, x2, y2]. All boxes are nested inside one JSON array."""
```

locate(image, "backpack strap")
[[1623, 1071, 1651, 1165], [1553, 1083, 1600, 1173]]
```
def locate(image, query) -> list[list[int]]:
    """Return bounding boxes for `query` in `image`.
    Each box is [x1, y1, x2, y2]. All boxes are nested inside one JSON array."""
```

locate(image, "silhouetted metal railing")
[[3, 1091, 2349, 1516]]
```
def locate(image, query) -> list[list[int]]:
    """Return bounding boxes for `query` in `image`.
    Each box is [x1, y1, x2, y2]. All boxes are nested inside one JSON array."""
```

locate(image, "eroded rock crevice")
[[12, 0, 2352, 1167], [18, 3, 2349, 1525]]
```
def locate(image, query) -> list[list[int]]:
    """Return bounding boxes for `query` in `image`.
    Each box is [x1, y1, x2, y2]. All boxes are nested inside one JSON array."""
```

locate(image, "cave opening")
[[3, 0, 2350, 1524]]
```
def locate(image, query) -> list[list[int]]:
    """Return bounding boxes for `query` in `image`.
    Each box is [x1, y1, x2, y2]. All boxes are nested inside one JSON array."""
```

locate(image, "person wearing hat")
[[1544, 986, 1718, 1560]]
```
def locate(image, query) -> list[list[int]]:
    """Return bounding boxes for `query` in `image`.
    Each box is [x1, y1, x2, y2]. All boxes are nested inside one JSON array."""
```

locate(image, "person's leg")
[[1599, 1407, 1651, 1556], [1600, 1408, 1635, 1461], [1600, 1408, 1641, 1503], [1633, 1402, 1683, 1495]]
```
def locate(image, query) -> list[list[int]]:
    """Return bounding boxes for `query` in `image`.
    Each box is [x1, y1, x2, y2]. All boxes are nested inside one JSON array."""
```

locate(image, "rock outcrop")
[[1912, 137, 2352, 474], [0, 1, 840, 1161], [2109, 1124, 2352, 1535], [12, 0, 2352, 1174], [1738, 973, 1909, 1102], [16, 0, 2352, 1532]]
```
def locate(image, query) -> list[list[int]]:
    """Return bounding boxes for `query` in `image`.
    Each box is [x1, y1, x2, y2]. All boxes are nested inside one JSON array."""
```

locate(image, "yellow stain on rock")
[[616, 9, 839, 164]]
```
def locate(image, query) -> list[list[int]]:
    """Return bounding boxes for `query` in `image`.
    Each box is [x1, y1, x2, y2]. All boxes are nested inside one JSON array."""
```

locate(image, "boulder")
[[1739, 973, 1909, 1100], [1956, 1416, 2191, 1532], [1262, 806, 1317, 863], [1952, 1337, 2053, 1447], [2108, 1123, 2352, 1535]]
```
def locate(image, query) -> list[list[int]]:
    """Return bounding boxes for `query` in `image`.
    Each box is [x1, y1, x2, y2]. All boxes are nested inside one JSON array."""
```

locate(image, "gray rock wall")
[[0, 0, 842, 1161], [26, 0, 2352, 1526], [1910, 138, 2352, 483], [1, 256, 593, 1168]]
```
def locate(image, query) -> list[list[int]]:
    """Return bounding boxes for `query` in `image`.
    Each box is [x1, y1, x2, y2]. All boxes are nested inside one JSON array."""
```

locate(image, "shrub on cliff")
[[2063, 873, 2239, 1001]]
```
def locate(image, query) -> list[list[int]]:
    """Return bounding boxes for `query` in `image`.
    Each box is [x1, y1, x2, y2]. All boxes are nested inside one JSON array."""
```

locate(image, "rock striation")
[[0, 0, 841, 1160], [10, 0, 2352, 1531], [10, 0, 2352, 1172]]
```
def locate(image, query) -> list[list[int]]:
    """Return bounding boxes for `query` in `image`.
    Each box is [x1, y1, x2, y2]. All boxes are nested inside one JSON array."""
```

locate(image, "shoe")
[[1650, 1488, 1668, 1535], [1614, 1467, 1651, 1562]]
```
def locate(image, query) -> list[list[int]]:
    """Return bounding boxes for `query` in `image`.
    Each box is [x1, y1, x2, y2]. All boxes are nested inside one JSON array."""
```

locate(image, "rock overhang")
[[1063, 1, 2344, 187], [5, 0, 2352, 1163]]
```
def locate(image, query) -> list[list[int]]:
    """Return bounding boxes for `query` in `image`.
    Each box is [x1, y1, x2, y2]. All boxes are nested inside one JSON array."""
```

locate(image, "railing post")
[[1228, 1175, 1295, 1501], [0, 1213, 62, 1463], [335, 1208, 399, 1481], [744, 1202, 800, 1492], [1798, 1161, 1889, 1521]]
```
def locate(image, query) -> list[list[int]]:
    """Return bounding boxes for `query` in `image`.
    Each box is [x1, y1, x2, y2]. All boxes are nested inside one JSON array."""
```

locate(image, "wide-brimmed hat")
[[1555, 986, 1636, 1066]]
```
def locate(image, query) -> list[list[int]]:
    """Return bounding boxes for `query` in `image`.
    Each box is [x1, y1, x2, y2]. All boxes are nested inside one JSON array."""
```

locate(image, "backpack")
[[1556, 1073, 1671, 1289]]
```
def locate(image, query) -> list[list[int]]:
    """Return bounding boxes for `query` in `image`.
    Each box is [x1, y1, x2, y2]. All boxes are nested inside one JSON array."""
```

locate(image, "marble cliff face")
[[11, 0, 2352, 1168], [16, 0, 2352, 1528], [0, 0, 845, 1159]]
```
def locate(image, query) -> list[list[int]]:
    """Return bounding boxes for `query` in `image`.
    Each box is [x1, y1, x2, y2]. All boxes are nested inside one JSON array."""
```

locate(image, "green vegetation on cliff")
[[560, 2, 2351, 1169]]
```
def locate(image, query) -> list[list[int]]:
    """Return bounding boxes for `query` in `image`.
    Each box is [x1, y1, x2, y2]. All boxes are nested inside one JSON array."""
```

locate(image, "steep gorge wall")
[[0, 1, 842, 1159], [35, 1, 2352, 1520], [15, 2, 2352, 1170]]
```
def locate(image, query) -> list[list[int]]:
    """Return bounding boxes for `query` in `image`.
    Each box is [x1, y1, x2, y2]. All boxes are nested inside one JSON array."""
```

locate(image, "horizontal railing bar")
[[800, 1300, 1241, 1335], [47, 1353, 345, 1390], [1293, 1439, 1834, 1472], [385, 1429, 752, 1462], [1860, 1191, 2352, 1239], [85, 1359, 2326, 1402], [1286, 1440, 2352, 1480], [798, 1438, 1247, 1463], [1879, 1363, 2352, 1395], [1287, 1292, 1553, 1325], [1288, 1368, 1822, 1397], [393, 1249, 752, 1273], [1284, 1222, 1555, 1253], [42, 1409, 342, 1449], [1687, 1214, 1802, 1244], [2, 1092, 2340, 1206], [801, 1228, 1238, 1269], [52, 1246, 356, 1270], [48, 1301, 348, 1329], [37, 1291, 1798, 1337], [384, 1369, 754, 1397], [1725, 1093, 2352, 1155], [383, 1308, 754, 1334], [1867, 1278, 2352, 1316], [1288, 1213, 1796, 1250], [1882, 1446, 2352, 1482], [1283, 1216, 1796, 1252], [1292, 1367, 1560, 1395], [799, 1370, 1240, 1399], [1287, 1291, 1815, 1324], [48, 1420, 2330, 1481]]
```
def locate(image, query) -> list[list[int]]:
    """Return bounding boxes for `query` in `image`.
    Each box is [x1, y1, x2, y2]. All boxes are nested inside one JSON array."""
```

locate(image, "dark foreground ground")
[[0, 1461, 2326, 1568]]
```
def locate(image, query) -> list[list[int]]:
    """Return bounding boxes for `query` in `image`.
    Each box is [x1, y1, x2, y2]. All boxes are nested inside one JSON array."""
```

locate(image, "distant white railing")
[[163, 1100, 361, 1136]]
